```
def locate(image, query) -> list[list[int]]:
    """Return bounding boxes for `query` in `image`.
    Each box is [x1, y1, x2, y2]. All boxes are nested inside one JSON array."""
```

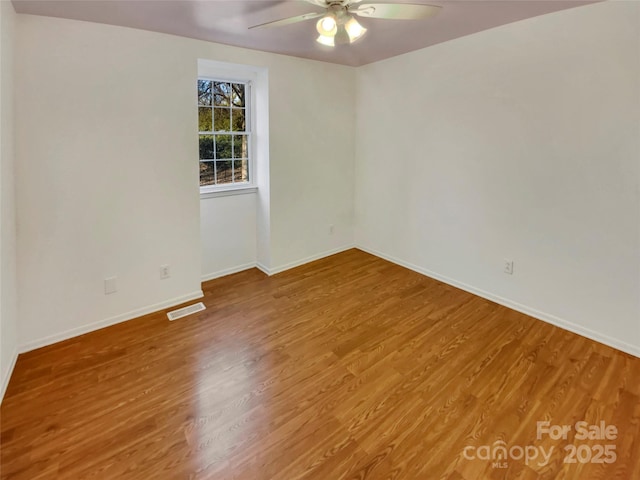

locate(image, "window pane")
[[216, 160, 233, 184], [198, 80, 212, 106], [234, 160, 248, 182], [231, 109, 246, 132], [214, 108, 230, 132], [215, 134, 232, 159], [200, 161, 215, 186], [232, 135, 247, 159], [198, 107, 212, 132], [231, 83, 246, 107], [213, 82, 230, 107], [199, 135, 214, 160], [198, 79, 250, 187]]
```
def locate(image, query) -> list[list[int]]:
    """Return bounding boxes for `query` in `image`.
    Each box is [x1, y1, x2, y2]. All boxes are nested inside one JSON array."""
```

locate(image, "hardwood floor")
[[1, 249, 639, 479]]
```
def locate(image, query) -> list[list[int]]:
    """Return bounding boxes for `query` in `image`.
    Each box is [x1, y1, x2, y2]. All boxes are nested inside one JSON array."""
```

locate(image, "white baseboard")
[[356, 245, 640, 358], [201, 262, 256, 282], [256, 262, 270, 276], [205, 245, 356, 278], [19, 290, 204, 354], [266, 244, 356, 276], [1, 346, 19, 404]]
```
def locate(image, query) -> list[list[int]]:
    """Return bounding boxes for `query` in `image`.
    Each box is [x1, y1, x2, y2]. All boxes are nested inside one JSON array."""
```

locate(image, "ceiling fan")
[[249, 0, 441, 47]]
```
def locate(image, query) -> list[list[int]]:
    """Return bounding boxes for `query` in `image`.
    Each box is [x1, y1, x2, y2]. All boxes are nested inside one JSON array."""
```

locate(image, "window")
[[198, 79, 251, 189]]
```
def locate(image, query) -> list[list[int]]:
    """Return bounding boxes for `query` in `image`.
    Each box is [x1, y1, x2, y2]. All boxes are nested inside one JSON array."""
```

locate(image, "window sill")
[[200, 185, 258, 199]]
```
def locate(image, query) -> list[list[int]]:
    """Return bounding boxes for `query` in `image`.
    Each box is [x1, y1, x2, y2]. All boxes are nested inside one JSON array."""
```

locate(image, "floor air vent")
[[167, 302, 206, 321]]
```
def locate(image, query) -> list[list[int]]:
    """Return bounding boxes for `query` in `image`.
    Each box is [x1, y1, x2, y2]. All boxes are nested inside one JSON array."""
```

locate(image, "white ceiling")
[[12, 0, 597, 66]]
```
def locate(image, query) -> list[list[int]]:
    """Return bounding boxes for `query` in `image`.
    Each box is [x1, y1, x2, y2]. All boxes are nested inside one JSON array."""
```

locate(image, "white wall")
[[15, 14, 355, 349], [267, 59, 355, 270], [0, 0, 18, 400], [355, 1, 640, 356], [201, 194, 257, 280]]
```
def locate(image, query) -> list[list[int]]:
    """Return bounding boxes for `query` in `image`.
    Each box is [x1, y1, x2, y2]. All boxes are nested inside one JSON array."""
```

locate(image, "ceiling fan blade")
[[249, 11, 323, 30], [352, 3, 441, 20], [302, 0, 329, 6]]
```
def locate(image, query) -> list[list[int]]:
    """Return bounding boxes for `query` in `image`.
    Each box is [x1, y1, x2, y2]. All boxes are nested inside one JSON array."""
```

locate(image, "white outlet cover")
[[104, 276, 117, 294], [504, 259, 514, 274], [160, 265, 171, 279]]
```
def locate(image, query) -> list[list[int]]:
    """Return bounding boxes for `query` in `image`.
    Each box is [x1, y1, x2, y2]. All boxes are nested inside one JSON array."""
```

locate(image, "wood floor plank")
[[2, 249, 639, 479]]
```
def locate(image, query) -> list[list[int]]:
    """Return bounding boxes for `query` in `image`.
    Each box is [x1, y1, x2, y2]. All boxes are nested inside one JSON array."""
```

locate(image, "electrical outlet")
[[104, 276, 117, 295], [504, 259, 514, 275], [160, 265, 171, 279]]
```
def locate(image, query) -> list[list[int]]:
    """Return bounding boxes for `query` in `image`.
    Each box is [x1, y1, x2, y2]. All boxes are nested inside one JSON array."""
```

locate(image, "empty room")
[[0, 0, 639, 478]]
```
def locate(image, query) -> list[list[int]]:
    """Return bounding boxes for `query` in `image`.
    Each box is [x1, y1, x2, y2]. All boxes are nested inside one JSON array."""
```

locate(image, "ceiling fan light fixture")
[[316, 14, 337, 36], [345, 16, 366, 42], [316, 34, 335, 47], [250, 1, 443, 50]]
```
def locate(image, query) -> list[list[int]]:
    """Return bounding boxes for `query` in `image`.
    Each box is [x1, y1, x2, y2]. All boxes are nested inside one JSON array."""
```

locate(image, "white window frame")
[[198, 61, 258, 198]]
